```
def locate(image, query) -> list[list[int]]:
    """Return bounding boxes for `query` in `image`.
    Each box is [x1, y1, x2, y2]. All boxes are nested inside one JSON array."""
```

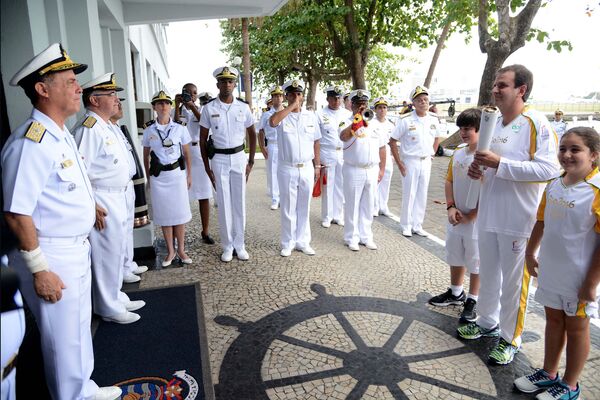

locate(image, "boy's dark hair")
[[456, 108, 482, 131], [562, 127, 600, 167], [496, 64, 534, 102]]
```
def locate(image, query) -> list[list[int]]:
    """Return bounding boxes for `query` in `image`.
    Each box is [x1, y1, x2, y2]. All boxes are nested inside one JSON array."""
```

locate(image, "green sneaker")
[[489, 338, 520, 365], [457, 322, 500, 340]]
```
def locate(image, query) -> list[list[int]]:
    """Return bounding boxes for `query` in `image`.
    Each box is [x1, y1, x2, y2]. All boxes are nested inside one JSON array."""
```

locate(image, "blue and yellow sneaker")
[[488, 337, 519, 365], [514, 369, 560, 393], [457, 322, 499, 340], [536, 382, 580, 400]]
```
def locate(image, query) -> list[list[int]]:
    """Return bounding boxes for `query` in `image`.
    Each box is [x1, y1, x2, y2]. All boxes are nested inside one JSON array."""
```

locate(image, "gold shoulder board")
[[24, 121, 46, 143], [83, 116, 97, 128], [175, 120, 187, 126], [143, 119, 155, 129]]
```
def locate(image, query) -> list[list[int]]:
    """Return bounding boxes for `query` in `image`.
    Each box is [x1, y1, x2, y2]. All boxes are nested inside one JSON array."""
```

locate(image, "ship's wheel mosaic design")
[[214, 284, 531, 399]]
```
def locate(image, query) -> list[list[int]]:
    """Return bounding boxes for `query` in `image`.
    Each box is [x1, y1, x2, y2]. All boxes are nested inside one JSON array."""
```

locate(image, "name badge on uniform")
[[409, 126, 416, 131], [105, 139, 115, 145], [61, 159, 73, 168], [163, 138, 173, 147], [211, 114, 220, 118]]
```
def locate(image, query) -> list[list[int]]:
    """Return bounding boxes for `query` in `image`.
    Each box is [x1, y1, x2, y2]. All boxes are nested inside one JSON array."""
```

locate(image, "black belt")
[[2, 354, 17, 380], [162, 161, 180, 171], [214, 144, 245, 155], [191, 142, 198, 146]]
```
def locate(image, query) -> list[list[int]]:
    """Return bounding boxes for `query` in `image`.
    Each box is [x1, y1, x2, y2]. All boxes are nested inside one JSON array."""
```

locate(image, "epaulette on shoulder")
[[174, 120, 187, 126], [400, 112, 411, 119], [24, 121, 46, 143], [427, 111, 439, 118], [456, 143, 468, 149], [206, 98, 216, 104], [82, 115, 97, 128], [143, 119, 155, 129], [236, 97, 249, 105]]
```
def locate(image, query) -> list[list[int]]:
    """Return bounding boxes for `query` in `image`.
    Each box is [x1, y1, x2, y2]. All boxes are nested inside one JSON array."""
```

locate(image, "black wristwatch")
[[248, 159, 254, 165]]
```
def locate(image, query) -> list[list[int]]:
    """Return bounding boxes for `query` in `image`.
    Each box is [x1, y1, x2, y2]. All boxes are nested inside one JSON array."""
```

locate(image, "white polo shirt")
[[2, 108, 95, 237], [445, 145, 477, 238], [141, 119, 192, 165], [274, 110, 320, 164], [316, 107, 351, 150], [199, 98, 254, 149], [537, 169, 600, 298], [477, 107, 560, 237], [339, 117, 387, 167], [391, 110, 442, 157], [259, 108, 278, 142]]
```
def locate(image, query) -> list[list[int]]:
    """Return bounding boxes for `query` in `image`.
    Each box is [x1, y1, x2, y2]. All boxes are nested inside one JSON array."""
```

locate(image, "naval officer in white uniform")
[[1, 43, 121, 400], [370, 97, 395, 217], [269, 80, 321, 256], [316, 86, 351, 228], [339, 90, 387, 251], [73, 73, 144, 325], [199, 66, 257, 262], [390, 86, 443, 237]]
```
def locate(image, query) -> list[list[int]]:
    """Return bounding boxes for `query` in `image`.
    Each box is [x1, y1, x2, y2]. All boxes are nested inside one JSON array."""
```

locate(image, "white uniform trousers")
[[266, 142, 280, 204], [90, 188, 129, 318], [400, 155, 432, 231], [343, 163, 378, 246], [212, 151, 247, 252], [277, 163, 314, 249], [374, 155, 393, 214], [11, 238, 99, 400], [122, 181, 137, 277], [320, 147, 344, 223], [477, 231, 531, 347]]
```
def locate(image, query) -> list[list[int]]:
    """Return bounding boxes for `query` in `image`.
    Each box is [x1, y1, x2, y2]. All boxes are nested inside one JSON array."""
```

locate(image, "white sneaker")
[[124, 300, 146, 312], [270, 201, 279, 210], [321, 220, 331, 228], [348, 243, 360, 251], [236, 249, 250, 261], [123, 273, 141, 284], [296, 245, 315, 255], [221, 249, 233, 262], [133, 265, 148, 275], [280, 247, 292, 257], [333, 219, 345, 227], [381, 210, 394, 217], [94, 386, 122, 400], [412, 228, 429, 237], [361, 241, 378, 250], [102, 311, 140, 324], [402, 228, 412, 237]]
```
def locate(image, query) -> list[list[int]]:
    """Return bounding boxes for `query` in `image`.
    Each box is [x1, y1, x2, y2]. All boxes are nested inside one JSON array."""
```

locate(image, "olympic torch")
[[465, 106, 500, 210]]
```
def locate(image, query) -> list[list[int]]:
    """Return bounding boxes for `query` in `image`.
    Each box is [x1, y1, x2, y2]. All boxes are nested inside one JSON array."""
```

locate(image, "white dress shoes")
[[133, 265, 148, 274], [401, 228, 413, 237], [236, 249, 250, 261], [333, 219, 345, 226], [321, 220, 331, 228], [348, 243, 360, 251], [412, 228, 429, 237], [102, 311, 140, 324], [124, 300, 146, 312], [361, 241, 378, 250], [270, 201, 279, 210], [221, 249, 233, 262], [123, 273, 141, 284], [280, 247, 292, 257], [94, 386, 122, 400], [296, 245, 315, 255]]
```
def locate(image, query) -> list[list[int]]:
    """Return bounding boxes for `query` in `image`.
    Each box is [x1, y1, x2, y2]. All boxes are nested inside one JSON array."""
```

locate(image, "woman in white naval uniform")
[[74, 73, 144, 325], [2, 43, 121, 400], [269, 80, 321, 256], [175, 84, 215, 244], [258, 86, 285, 210], [370, 97, 395, 217], [339, 90, 387, 251], [142, 91, 193, 267], [316, 86, 351, 227]]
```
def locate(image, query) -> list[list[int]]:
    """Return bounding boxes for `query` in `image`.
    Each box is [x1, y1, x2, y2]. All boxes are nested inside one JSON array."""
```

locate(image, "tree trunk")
[[241, 18, 252, 109], [424, 21, 452, 88], [477, 46, 510, 106], [306, 73, 318, 110], [348, 49, 366, 90]]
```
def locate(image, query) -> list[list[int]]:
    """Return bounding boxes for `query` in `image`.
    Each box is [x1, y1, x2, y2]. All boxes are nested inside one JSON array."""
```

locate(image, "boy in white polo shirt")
[[429, 108, 481, 323]]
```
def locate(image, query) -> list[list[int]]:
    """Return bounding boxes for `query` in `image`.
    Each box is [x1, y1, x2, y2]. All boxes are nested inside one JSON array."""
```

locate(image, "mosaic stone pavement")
[[134, 157, 600, 400]]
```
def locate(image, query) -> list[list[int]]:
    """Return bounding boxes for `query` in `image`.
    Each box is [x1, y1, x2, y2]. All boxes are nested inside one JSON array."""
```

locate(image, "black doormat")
[[92, 284, 210, 399]]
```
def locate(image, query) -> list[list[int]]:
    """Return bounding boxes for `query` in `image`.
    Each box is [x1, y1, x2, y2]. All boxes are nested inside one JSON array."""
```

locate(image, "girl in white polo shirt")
[[514, 127, 600, 400]]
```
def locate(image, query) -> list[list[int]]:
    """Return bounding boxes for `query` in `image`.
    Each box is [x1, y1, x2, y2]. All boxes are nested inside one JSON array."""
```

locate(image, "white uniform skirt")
[[150, 167, 192, 226], [189, 144, 213, 200]]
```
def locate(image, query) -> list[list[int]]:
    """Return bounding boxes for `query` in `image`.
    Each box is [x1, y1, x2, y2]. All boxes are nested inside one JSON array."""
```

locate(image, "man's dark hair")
[[182, 82, 196, 91], [82, 91, 94, 108], [456, 108, 482, 131], [497, 64, 533, 102], [20, 74, 55, 106]]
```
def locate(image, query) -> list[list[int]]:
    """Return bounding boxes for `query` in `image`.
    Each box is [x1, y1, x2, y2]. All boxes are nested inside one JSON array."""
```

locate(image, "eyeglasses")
[[92, 92, 117, 97]]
